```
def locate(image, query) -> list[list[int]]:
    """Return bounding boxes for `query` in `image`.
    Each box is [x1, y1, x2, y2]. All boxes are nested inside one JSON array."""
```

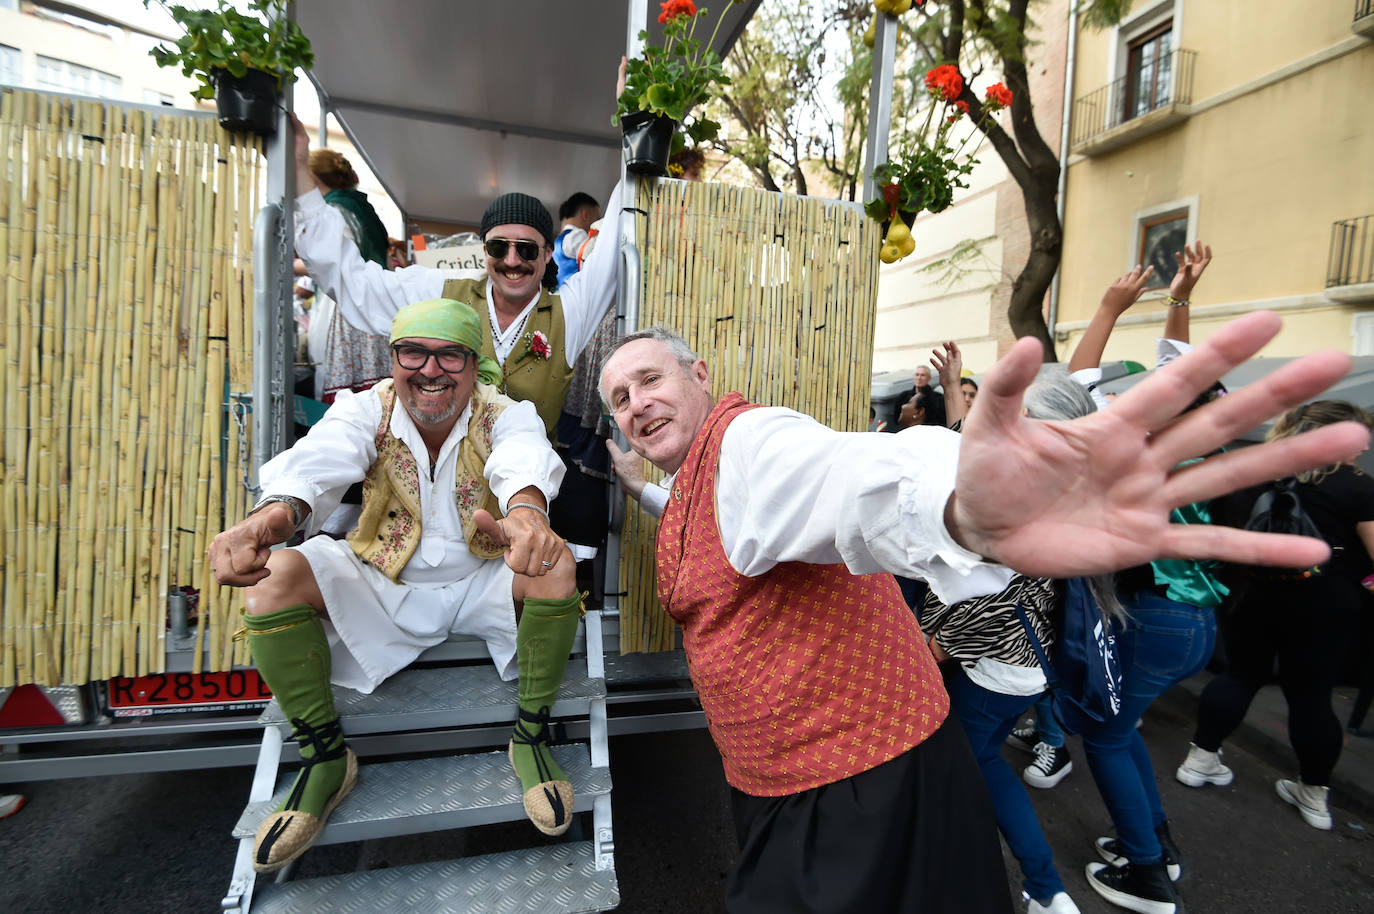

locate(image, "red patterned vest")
[[656, 394, 949, 796]]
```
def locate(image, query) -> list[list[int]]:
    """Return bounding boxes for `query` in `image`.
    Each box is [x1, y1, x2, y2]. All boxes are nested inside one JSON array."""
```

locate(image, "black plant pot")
[[621, 110, 676, 177], [212, 67, 279, 135]]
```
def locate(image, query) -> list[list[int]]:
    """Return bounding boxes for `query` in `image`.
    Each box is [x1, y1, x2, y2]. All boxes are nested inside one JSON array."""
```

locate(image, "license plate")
[[107, 670, 272, 717]]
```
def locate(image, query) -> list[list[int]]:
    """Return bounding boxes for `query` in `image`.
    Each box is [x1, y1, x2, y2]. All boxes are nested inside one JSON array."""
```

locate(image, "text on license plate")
[[107, 670, 272, 716]]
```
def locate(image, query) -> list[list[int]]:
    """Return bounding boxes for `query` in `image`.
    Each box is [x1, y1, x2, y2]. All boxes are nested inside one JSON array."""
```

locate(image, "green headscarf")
[[389, 298, 501, 386]]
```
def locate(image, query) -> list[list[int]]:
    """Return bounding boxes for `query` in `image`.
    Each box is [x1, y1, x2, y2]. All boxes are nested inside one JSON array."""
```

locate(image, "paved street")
[[1, 682, 1371, 913]]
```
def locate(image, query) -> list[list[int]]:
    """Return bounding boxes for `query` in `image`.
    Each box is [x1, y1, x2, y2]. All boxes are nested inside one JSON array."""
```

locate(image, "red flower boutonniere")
[[528, 330, 552, 360]]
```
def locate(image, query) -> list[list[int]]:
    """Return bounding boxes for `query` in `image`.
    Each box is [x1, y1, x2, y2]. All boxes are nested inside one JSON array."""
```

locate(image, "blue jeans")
[[1033, 693, 1065, 748], [944, 663, 1066, 903], [1080, 591, 1216, 864]]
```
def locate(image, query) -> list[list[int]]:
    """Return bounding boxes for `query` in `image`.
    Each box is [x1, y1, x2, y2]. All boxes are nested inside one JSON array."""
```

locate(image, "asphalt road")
[[1, 691, 1371, 913]]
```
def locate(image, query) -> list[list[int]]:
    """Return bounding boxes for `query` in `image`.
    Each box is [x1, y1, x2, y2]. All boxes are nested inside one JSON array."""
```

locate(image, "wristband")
[[507, 501, 550, 524], [251, 493, 305, 529], [1165, 295, 1190, 307]]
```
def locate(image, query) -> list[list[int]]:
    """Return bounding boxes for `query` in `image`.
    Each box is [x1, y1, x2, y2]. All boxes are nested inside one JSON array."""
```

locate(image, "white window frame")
[[1129, 195, 1199, 290], [1353, 312, 1374, 357], [0, 44, 20, 87], [1107, 0, 1184, 85], [35, 55, 121, 100]]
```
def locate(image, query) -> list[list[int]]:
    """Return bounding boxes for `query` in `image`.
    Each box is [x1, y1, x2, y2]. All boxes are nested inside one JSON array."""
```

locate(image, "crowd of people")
[[205, 71, 1372, 911]]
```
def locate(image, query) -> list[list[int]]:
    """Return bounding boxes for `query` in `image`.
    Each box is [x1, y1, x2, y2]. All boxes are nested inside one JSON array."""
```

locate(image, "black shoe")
[[1086, 861, 1181, 914], [1005, 721, 1040, 753], [1095, 828, 1183, 882], [1023, 741, 1073, 788]]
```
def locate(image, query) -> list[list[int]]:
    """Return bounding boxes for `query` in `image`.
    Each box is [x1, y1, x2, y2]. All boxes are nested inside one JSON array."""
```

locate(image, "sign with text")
[[415, 244, 485, 273]]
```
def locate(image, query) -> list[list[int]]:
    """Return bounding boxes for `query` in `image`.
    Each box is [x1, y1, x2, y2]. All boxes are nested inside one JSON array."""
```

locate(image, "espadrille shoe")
[[253, 742, 358, 873], [509, 706, 575, 836]]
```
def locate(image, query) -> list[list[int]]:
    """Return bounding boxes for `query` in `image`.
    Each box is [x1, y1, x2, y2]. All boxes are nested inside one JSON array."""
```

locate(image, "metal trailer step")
[[258, 665, 605, 737], [233, 744, 611, 843], [248, 841, 619, 913], [603, 649, 690, 686]]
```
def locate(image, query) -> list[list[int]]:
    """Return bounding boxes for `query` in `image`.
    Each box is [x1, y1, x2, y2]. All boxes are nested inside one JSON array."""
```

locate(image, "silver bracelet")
[[506, 501, 550, 524]]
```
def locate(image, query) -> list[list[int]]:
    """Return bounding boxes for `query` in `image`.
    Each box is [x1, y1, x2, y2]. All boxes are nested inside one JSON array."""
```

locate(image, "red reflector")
[[0, 684, 67, 727]]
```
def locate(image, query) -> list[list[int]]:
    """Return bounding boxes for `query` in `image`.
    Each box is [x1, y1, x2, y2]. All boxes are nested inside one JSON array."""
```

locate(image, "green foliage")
[[866, 142, 974, 223], [618, 4, 732, 147], [146, 0, 314, 101]]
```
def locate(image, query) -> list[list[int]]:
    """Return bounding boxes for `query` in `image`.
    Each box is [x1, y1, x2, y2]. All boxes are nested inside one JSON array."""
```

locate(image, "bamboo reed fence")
[[1, 89, 261, 687], [618, 178, 883, 653]]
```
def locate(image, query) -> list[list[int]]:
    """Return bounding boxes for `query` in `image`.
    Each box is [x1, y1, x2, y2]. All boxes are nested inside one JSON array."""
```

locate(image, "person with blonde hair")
[[1178, 400, 1374, 832]]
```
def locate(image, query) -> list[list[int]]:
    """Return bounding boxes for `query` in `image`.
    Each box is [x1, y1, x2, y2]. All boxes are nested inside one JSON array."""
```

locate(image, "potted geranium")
[[145, 0, 314, 135], [616, 0, 734, 176], [865, 64, 1013, 263]]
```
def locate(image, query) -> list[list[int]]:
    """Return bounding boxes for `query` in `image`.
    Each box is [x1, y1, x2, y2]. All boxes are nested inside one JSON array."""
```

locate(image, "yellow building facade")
[[1058, 1, 1374, 362]]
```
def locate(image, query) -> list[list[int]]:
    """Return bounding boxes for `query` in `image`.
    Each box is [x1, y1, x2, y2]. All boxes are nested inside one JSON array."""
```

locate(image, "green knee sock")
[[510, 593, 582, 793], [246, 604, 348, 817]]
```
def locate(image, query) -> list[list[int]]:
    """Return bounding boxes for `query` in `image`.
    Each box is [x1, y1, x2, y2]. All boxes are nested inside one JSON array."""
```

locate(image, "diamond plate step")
[[603, 649, 690, 686], [233, 745, 610, 842], [248, 841, 618, 913], [258, 665, 604, 737]]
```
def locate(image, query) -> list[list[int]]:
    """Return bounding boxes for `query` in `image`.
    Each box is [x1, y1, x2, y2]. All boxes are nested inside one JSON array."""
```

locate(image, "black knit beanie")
[[480, 193, 554, 245]]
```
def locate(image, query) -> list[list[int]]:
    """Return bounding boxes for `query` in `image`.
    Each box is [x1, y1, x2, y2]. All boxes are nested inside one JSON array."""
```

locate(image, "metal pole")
[[861, 13, 898, 203]]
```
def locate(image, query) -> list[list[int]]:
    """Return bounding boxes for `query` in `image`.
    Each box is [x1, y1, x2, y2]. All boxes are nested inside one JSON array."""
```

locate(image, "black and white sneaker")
[[1086, 861, 1181, 914], [1095, 831, 1183, 882], [1023, 741, 1073, 788], [1006, 722, 1041, 754]]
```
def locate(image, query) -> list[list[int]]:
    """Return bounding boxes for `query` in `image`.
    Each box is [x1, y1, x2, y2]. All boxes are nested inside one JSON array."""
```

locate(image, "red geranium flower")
[[658, 0, 697, 24], [984, 82, 1013, 110], [924, 64, 964, 103]]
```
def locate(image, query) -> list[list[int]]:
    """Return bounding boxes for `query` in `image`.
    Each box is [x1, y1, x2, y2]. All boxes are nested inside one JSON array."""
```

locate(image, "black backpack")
[[1013, 578, 1124, 735], [1242, 478, 1329, 577]]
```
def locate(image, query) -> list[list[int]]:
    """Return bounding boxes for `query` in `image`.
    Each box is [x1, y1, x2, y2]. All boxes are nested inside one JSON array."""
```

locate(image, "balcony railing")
[[1356, 0, 1374, 37], [1328, 215, 1374, 288], [1071, 48, 1197, 149], [1358, 0, 1374, 21]]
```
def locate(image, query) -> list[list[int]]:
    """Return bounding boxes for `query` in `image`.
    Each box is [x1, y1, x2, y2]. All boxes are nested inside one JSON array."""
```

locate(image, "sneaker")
[[1086, 861, 1181, 914], [1024, 741, 1073, 788], [1006, 721, 1040, 753], [1095, 832, 1182, 882], [1026, 890, 1082, 914], [1276, 778, 1333, 830], [1175, 742, 1233, 787], [0, 794, 26, 819]]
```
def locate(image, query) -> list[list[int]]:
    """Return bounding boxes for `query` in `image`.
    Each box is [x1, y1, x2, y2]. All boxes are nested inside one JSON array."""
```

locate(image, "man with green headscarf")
[[209, 298, 585, 873]]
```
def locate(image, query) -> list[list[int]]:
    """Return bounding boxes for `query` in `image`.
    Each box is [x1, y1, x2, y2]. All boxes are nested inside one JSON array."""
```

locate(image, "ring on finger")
[[540, 560, 553, 567]]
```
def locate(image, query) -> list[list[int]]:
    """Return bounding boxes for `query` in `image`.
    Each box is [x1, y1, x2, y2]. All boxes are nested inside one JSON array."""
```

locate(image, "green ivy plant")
[[145, 0, 314, 101]]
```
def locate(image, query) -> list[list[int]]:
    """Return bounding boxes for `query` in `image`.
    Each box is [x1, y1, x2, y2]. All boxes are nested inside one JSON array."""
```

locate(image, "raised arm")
[[931, 341, 966, 427], [1162, 241, 1212, 345], [1067, 264, 1154, 373]]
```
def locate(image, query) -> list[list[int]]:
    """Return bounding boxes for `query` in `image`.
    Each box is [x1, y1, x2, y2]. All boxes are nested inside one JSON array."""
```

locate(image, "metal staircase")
[[221, 610, 618, 913]]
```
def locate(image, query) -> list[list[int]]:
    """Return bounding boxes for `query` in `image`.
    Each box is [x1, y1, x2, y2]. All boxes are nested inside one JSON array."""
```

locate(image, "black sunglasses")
[[391, 343, 474, 373], [484, 237, 542, 262]]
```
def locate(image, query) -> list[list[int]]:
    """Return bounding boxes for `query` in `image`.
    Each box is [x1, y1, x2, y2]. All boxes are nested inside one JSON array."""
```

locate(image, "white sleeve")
[[715, 408, 1015, 605], [557, 180, 624, 364], [484, 400, 567, 511], [561, 227, 589, 258], [1070, 366, 1112, 412], [295, 189, 445, 337], [1156, 337, 1191, 369], [638, 481, 669, 519], [258, 388, 382, 536]]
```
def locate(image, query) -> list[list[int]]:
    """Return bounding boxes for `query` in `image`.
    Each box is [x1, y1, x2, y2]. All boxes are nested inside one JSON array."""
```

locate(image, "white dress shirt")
[[259, 387, 564, 585], [636, 406, 1015, 606]]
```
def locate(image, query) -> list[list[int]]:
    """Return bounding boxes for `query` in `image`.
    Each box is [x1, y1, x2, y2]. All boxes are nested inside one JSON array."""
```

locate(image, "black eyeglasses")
[[484, 237, 542, 262], [392, 343, 475, 373]]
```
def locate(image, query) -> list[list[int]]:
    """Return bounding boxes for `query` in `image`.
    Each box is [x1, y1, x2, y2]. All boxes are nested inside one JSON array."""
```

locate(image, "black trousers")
[[1195, 577, 1356, 785], [725, 719, 1013, 914]]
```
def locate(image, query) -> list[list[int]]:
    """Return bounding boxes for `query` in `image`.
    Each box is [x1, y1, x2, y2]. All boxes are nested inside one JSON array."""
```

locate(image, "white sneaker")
[[1175, 742, 1233, 787], [1276, 778, 1333, 830], [0, 794, 26, 819], [1026, 890, 1081, 914]]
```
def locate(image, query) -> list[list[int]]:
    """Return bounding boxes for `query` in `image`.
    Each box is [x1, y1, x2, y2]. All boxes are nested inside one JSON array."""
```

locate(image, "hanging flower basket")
[[621, 110, 678, 176], [211, 67, 279, 135]]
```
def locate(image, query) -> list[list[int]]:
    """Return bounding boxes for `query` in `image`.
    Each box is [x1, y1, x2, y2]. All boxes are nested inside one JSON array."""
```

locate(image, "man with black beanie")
[[291, 117, 621, 446]]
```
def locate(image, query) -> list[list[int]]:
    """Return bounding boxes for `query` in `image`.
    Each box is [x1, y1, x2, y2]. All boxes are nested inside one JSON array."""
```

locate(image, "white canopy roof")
[[296, 0, 762, 227]]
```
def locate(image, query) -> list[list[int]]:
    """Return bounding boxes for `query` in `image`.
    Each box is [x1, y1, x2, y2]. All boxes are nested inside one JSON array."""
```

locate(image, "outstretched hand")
[[1170, 241, 1212, 301], [1101, 264, 1155, 315], [474, 507, 566, 578], [931, 341, 963, 392], [948, 311, 1368, 578]]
